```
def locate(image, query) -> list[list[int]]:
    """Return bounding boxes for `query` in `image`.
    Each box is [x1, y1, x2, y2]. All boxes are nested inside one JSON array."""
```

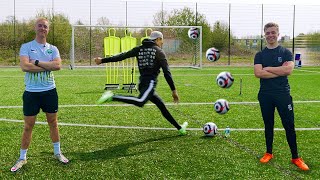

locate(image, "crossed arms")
[[254, 61, 294, 79], [20, 56, 61, 72]]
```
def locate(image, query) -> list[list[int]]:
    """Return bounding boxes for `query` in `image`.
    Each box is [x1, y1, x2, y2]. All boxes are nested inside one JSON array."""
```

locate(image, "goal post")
[[70, 25, 202, 69]]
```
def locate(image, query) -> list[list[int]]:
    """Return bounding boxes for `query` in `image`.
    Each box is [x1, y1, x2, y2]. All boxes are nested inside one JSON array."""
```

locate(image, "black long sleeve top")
[[102, 39, 176, 91]]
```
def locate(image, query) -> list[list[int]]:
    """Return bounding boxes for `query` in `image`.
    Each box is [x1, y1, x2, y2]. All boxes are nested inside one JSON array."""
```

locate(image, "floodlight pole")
[[71, 26, 75, 69], [292, 5, 295, 55], [261, 4, 264, 51], [228, 3, 231, 65]]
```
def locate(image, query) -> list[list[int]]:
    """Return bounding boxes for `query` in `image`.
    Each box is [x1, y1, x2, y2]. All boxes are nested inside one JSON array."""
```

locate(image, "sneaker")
[[291, 157, 309, 171], [178, 122, 188, 136], [10, 159, 27, 172], [260, 153, 273, 163], [54, 154, 69, 164], [97, 91, 114, 104]]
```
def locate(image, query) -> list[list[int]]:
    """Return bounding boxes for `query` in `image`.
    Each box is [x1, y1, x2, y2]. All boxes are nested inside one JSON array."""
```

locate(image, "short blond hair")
[[35, 17, 49, 26], [264, 22, 279, 32]]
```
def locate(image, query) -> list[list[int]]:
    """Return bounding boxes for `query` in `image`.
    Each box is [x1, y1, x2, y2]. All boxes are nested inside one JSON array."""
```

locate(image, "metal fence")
[[1, 0, 320, 66]]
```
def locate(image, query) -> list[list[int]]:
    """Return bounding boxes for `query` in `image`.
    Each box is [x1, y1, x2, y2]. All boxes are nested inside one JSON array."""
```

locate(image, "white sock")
[[53, 142, 61, 155], [19, 149, 28, 160]]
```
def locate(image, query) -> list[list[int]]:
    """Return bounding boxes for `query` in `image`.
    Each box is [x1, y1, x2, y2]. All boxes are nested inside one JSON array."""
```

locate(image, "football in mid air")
[[216, 71, 234, 88], [188, 27, 200, 39], [206, 47, 220, 62], [214, 99, 229, 115]]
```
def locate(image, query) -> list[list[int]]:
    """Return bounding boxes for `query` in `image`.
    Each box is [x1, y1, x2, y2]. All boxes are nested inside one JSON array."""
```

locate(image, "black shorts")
[[23, 88, 58, 116]]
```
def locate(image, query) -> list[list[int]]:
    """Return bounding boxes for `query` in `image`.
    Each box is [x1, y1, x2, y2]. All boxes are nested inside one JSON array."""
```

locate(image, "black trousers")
[[258, 92, 298, 159], [112, 79, 181, 130]]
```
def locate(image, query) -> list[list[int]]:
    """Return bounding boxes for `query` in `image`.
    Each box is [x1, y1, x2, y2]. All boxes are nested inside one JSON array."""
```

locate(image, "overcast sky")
[[0, 0, 319, 38], [151, 0, 320, 5]]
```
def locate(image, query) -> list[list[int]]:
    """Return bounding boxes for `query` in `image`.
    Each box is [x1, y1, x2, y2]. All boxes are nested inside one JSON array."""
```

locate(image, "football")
[[216, 71, 234, 88], [203, 122, 218, 137], [205, 47, 220, 62], [214, 99, 229, 114], [188, 27, 199, 39]]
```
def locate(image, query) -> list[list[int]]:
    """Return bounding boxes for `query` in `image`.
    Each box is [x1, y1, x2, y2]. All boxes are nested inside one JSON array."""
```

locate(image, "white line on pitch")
[[0, 72, 319, 78], [1, 118, 320, 131], [294, 69, 320, 73], [1, 100, 320, 109]]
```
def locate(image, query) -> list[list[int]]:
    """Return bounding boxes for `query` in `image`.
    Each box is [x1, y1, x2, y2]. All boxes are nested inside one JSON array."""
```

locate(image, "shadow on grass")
[[71, 135, 180, 161], [74, 90, 102, 95], [199, 136, 218, 139]]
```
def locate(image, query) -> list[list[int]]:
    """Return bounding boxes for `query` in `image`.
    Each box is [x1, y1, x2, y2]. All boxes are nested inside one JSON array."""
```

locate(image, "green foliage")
[[154, 7, 213, 51], [0, 17, 34, 64], [50, 14, 72, 58], [0, 12, 72, 63], [153, 7, 234, 52], [306, 32, 320, 47], [34, 11, 72, 59], [291, 33, 320, 49], [210, 21, 230, 51]]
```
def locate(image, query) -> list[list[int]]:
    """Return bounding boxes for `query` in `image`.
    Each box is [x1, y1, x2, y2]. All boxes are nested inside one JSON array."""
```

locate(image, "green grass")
[[0, 66, 319, 179]]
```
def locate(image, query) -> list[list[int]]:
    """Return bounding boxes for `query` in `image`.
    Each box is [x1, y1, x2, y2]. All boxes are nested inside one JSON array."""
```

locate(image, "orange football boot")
[[291, 158, 309, 171], [260, 153, 273, 163]]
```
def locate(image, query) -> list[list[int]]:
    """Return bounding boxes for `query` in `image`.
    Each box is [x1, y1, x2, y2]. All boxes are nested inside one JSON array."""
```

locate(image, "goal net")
[[70, 25, 203, 69]]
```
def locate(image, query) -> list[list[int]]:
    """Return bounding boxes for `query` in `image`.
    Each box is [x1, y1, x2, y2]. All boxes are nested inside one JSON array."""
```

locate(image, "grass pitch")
[[0, 66, 319, 179]]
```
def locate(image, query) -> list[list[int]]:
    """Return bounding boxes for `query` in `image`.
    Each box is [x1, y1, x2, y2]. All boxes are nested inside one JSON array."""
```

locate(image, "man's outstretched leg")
[[150, 93, 188, 135], [97, 91, 114, 104], [97, 91, 188, 135]]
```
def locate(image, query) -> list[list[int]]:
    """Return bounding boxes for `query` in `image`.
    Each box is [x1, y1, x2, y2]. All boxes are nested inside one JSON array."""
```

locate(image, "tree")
[[153, 7, 212, 51], [306, 32, 320, 47], [210, 21, 230, 51], [31, 11, 73, 59], [50, 14, 72, 58], [152, 10, 169, 26], [166, 7, 197, 26], [97, 17, 110, 25]]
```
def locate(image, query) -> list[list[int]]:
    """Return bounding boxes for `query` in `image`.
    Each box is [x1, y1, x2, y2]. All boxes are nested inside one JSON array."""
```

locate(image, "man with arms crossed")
[[11, 17, 69, 172], [254, 22, 309, 171]]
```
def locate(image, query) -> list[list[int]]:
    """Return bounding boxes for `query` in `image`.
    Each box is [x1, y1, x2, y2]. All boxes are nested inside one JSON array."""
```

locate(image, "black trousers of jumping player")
[[258, 92, 298, 159], [112, 78, 181, 130]]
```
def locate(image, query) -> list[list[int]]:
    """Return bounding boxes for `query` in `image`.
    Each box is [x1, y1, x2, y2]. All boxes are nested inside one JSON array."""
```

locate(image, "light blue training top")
[[20, 40, 60, 92]]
